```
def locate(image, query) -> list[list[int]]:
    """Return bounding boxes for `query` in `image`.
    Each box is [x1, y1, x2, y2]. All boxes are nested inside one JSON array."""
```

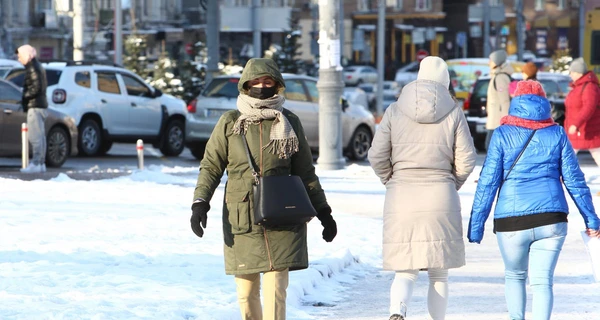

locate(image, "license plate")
[[476, 124, 486, 133], [206, 109, 228, 118]]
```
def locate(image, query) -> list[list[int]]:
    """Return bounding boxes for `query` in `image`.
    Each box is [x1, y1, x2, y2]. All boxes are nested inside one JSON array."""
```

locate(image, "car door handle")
[[131, 102, 137, 107], [3, 109, 13, 114], [101, 99, 107, 103]]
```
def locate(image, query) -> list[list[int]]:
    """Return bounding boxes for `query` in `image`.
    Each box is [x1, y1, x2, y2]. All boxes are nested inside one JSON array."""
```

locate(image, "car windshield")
[[447, 63, 489, 93], [0, 67, 13, 78], [360, 86, 374, 93], [202, 78, 240, 98], [557, 80, 571, 94]]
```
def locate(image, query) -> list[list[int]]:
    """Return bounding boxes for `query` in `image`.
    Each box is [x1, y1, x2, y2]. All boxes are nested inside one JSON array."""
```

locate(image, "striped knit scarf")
[[233, 93, 299, 159]]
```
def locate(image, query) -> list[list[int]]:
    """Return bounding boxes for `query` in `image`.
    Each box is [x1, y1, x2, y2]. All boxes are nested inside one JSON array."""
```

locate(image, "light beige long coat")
[[368, 80, 477, 271], [486, 62, 514, 130]]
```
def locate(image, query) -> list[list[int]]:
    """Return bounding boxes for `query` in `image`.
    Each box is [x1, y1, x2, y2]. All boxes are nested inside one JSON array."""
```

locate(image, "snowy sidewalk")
[[0, 164, 599, 319]]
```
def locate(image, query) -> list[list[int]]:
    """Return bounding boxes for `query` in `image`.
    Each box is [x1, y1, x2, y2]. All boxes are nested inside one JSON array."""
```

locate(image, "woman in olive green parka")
[[190, 58, 337, 320]]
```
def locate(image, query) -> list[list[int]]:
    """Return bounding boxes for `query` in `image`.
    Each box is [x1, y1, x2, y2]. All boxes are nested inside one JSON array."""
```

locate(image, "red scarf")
[[500, 115, 556, 129]]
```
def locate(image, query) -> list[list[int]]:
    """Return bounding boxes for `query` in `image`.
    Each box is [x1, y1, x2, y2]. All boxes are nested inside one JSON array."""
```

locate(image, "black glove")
[[190, 201, 210, 238], [317, 207, 337, 242]]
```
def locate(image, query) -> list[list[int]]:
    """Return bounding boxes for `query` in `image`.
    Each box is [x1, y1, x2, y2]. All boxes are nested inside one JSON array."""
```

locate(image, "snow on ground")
[[0, 163, 599, 319]]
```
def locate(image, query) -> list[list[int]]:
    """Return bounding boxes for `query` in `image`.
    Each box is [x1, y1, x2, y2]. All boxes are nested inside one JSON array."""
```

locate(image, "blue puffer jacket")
[[468, 94, 600, 243]]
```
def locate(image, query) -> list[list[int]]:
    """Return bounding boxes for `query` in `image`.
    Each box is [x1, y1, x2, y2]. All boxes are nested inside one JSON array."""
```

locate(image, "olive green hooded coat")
[[193, 58, 330, 275]]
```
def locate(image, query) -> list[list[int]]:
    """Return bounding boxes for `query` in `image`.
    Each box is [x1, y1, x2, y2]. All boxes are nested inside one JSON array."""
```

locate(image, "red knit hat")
[[513, 80, 546, 98]]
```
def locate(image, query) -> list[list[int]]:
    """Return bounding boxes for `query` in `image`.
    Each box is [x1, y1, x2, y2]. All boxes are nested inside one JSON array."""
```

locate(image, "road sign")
[[416, 49, 429, 62]]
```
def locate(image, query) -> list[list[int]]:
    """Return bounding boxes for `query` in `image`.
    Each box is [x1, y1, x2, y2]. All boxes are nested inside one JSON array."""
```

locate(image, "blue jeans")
[[496, 222, 567, 320]]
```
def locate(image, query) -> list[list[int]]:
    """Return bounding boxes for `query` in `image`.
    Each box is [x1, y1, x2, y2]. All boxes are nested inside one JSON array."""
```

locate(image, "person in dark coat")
[[16, 44, 48, 173], [469, 80, 600, 320], [564, 58, 600, 166], [190, 58, 337, 320]]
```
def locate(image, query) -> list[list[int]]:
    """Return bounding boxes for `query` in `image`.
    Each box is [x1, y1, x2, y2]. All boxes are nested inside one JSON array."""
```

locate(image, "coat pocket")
[[226, 190, 251, 235]]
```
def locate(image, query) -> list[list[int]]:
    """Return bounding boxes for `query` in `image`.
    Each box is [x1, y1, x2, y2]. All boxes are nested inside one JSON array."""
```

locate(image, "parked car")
[[0, 58, 22, 79], [357, 83, 377, 111], [394, 61, 419, 86], [343, 65, 378, 86], [4, 61, 188, 157], [186, 73, 376, 161], [465, 72, 571, 151], [447, 58, 525, 110], [0, 79, 78, 167]]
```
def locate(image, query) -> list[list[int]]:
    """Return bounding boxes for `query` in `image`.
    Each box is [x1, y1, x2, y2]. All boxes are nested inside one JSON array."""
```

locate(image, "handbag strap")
[[241, 134, 260, 183], [504, 129, 537, 181]]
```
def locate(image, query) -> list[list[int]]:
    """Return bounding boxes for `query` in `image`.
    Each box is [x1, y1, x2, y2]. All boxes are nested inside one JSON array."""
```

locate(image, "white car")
[[5, 61, 188, 157], [0, 58, 22, 78], [394, 61, 419, 86], [343, 65, 378, 86], [186, 74, 376, 161]]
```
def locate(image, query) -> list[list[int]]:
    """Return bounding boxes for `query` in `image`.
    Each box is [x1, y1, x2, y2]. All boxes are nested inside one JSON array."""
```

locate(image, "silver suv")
[[185, 74, 376, 161], [5, 61, 188, 157]]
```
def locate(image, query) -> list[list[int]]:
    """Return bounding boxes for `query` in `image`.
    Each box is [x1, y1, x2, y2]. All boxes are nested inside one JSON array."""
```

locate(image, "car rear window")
[[5, 68, 62, 87], [344, 67, 356, 72], [203, 78, 240, 98], [471, 79, 489, 101], [540, 80, 559, 96], [557, 80, 571, 94]]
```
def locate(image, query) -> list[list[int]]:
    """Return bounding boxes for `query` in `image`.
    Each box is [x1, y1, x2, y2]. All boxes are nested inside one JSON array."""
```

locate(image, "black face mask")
[[248, 86, 277, 100]]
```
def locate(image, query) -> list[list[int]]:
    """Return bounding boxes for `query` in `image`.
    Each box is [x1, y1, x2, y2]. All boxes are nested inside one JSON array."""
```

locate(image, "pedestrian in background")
[[368, 56, 477, 320], [469, 80, 600, 320], [486, 50, 513, 151], [510, 61, 538, 97], [564, 57, 600, 167], [16, 44, 48, 173], [190, 58, 337, 320]]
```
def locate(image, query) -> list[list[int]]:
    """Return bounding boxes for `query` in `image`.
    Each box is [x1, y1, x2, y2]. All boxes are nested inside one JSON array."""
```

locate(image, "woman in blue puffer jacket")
[[469, 80, 600, 320]]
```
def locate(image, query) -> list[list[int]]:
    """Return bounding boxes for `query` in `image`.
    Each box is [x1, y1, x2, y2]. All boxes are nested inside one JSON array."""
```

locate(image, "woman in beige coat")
[[368, 56, 477, 320]]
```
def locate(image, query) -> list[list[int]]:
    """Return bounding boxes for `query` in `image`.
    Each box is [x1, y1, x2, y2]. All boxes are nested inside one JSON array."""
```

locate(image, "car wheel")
[[45, 126, 69, 168], [190, 142, 207, 160], [97, 140, 113, 155], [348, 126, 372, 161], [78, 119, 102, 156], [160, 119, 185, 156]]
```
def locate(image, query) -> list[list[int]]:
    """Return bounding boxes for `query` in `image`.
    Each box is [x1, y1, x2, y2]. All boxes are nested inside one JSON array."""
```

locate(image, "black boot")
[[389, 315, 404, 320]]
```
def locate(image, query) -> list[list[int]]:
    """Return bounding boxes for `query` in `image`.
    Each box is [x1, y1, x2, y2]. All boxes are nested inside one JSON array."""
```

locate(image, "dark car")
[[465, 72, 571, 151], [0, 79, 78, 167]]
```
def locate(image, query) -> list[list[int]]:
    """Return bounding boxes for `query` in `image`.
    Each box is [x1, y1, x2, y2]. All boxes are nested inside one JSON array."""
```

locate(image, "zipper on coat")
[[259, 122, 274, 271]]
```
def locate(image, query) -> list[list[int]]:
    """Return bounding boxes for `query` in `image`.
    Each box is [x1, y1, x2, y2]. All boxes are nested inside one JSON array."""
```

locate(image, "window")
[[45, 70, 62, 86], [203, 78, 240, 98], [591, 31, 600, 65], [415, 0, 431, 11], [5, 69, 26, 87], [283, 80, 308, 102], [557, 0, 565, 9], [96, 72, 121, 94], [357, 0, 370, 11], [121, 74, 151, 97], [304, 80, 319, 103], [386, 0, 402, 10], [0, 81, 22, 102], [75, 71, 91, 88], [535, 0, 544, 11]]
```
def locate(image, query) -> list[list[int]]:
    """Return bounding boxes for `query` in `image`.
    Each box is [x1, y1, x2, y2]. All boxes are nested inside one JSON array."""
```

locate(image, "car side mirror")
[[154, 89, 163, 98]]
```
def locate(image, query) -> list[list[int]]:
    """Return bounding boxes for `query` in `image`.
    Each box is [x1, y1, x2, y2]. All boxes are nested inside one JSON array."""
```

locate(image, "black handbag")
[[241, 135, 317, 227]]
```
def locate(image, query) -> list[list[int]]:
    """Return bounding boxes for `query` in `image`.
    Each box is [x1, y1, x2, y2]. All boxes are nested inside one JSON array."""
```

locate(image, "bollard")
[[21, 123, 29, 169], [136, 139, 144, 170]]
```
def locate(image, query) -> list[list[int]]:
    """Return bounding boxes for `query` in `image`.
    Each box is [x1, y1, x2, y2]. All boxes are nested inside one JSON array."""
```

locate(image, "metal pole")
[[580, 0, 586, 58], [136, 139, 144, 170], [516, 0, 524, 61], [252, 0, 261, 58], [317, 0, 345, 170], [114, 0, 123, 65], [483, 0, 491, 57], [21, 123, 28, 169], [339, 0, 344, 64], [206, 0, 220, 85], [73, 0, 84, 61], [376, 0, 384, 117]]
